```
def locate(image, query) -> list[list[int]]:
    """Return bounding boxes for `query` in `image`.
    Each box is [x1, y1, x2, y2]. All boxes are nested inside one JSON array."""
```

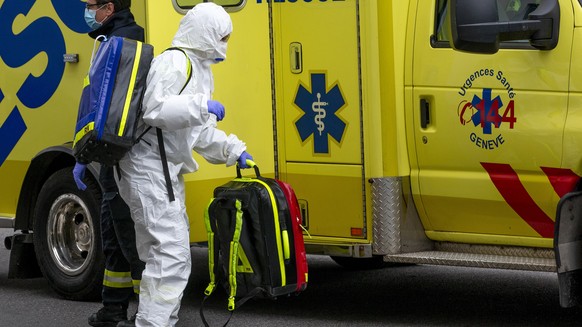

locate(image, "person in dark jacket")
[[74, 1, 145, 327], [85, 0, 144, 41]]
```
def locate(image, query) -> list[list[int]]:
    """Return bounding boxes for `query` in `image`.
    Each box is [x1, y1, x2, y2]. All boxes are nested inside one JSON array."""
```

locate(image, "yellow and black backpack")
[[72, 38, 191, 202], [201, 162, 308, 326], [72, 35, 153, 166]]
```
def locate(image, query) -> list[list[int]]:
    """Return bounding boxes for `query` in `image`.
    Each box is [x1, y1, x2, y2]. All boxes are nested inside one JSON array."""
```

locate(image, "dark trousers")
[[99, 165, 145, 309]]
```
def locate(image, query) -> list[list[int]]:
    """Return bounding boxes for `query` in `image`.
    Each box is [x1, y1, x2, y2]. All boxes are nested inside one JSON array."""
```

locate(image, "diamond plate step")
[[384, 243, 556, 272]]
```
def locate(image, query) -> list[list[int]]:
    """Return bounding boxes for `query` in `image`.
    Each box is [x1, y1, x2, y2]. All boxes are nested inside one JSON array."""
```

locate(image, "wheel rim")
[[46, 194, 95, 275]]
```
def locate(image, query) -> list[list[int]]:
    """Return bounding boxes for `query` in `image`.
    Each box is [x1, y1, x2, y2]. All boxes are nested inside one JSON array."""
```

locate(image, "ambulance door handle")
[[420, 99, 430, 128], [290, 42, 302, 74]]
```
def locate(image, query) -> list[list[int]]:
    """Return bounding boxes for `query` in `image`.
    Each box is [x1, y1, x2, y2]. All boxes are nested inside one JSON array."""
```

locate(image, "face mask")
[[84, 6, 106, 31], [213, 41, 228, 63]]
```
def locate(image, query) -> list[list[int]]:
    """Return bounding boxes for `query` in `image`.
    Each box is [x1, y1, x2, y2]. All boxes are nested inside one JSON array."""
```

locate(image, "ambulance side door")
[[273, 0, 365, 240], [409, 0, 573, 243]]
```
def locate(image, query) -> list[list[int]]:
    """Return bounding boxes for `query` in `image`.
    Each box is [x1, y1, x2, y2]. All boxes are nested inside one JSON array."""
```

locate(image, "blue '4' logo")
[[294, 73, 347, 154]]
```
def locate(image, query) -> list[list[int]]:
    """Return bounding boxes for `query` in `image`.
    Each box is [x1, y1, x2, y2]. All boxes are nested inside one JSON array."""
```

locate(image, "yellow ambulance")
[[2, 0, 581, 307]]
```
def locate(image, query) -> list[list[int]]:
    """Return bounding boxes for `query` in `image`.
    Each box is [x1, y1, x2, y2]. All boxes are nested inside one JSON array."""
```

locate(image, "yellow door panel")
[[286, 163, 363, 238], [276, 1, 360, 164], [564, 29, 582, 171], [410, 0, 574, 242], [274, 0, 365, 240]]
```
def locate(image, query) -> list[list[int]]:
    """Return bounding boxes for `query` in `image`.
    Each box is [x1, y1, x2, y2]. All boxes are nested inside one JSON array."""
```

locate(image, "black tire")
[[330, 255, 390, 270], [33, 167, 104, 301]]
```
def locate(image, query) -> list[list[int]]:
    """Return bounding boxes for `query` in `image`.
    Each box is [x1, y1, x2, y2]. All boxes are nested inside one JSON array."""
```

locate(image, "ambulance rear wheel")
[[33, 167, 104, 301]]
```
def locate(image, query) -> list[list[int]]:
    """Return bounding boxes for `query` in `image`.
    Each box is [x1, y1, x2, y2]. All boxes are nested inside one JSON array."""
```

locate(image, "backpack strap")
[[200, 197, 270, 327], [134, 47, 191, 146], [200, 198, 244, 327], [203, 198, 219, 296], [147, 47, 193, 202], [165, 47, 193, 92], [156, 127, 175, 202], [201, 198, 229, 327], [227, 199, 244, 311]]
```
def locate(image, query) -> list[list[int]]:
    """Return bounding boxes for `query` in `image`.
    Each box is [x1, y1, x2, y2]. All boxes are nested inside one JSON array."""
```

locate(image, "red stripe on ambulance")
[[481, 162, 555, 238], [540, 167, 579, 198]]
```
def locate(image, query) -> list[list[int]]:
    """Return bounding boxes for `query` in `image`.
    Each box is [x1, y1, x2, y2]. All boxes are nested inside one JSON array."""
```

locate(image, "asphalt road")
[[2, 227, 582, 326]]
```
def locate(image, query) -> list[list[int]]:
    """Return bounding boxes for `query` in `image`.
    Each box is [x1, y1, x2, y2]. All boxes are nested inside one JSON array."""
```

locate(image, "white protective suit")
[[116, 3, 246, 326]]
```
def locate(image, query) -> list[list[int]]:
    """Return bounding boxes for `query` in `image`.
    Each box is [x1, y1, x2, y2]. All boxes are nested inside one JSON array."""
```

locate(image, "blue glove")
[[237, 151, 253, 169], [73, 162, 87, 191], [207, 100, 225, 121]]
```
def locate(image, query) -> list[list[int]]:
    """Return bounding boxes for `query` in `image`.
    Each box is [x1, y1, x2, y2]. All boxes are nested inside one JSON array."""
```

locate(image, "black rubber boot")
[[116, 312, 136, 327], [88, 305, 127, 327]]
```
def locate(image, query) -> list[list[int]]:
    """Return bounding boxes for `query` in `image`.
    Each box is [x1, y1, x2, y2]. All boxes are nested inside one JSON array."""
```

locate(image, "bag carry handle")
[[236, 159, 260, 178], [88, 35, 108, 71]]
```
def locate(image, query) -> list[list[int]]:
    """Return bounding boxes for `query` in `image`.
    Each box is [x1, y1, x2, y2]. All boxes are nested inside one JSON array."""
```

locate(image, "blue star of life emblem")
[[471, 88, 503, 135], [294, 73, 347, 154]]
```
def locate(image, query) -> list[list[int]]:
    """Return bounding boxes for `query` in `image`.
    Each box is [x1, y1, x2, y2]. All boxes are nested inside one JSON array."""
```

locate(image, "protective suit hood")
[[171, 3, 232, 62]]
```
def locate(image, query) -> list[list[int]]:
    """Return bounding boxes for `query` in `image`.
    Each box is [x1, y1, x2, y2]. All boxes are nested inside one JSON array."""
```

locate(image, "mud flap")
[[7, 233, 42, 279], [555, 191, 582, 308]]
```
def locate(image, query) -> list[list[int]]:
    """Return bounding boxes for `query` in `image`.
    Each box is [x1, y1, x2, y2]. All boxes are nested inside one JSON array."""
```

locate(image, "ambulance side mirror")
[[448, 0, 560, 54]]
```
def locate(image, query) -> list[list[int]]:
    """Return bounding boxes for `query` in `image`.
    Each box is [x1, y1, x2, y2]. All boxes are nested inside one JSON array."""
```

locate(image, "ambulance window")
[[172, 0, 245, 13], [433, 0, 543, 49], [434, 0, 450, 45], [500, 0, 540, 21]]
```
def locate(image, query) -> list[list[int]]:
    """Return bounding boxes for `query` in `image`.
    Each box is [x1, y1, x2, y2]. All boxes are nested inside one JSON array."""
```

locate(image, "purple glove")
[[237, 151, 253, 169], [207, 100, 225, 121], [73, 162, 87, 191]]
